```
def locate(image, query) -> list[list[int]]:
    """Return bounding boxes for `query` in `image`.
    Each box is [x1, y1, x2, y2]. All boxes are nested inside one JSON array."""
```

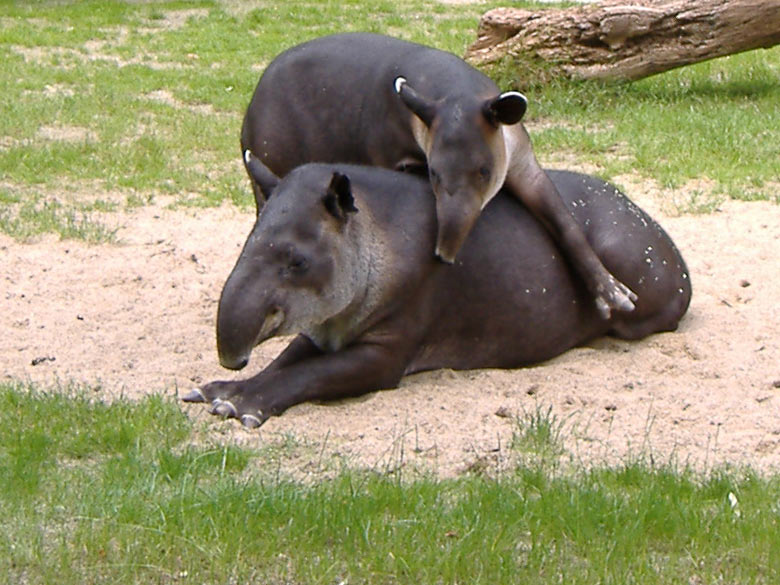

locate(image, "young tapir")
[[183, 162, 691, 428], [240, 32, 637, 318]]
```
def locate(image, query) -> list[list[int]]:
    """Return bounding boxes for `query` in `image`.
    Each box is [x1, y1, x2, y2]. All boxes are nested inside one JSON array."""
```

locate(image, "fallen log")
[[465, 0, 780, 81]]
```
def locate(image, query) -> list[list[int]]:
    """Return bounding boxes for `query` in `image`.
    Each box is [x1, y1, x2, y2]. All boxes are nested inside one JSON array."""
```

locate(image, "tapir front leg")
[[185, 337, 410, 428], [504, 135, 637, 318], [182, 334, 320, 406]]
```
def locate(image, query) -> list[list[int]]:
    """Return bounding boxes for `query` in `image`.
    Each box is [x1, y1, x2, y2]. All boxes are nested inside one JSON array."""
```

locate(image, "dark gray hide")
[[184, 164, 691, 428], [240, 32, 636, 317]]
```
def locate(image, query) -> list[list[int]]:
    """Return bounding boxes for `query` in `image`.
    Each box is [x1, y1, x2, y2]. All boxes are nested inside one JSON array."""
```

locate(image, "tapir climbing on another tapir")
[[240, 32, 637, 318], [183, 161, 691, 428]]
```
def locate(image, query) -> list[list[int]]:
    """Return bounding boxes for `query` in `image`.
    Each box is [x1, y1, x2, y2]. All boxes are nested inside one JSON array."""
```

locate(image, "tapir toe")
[[181, 388, 206, 403], [210, 400, 237, 418]]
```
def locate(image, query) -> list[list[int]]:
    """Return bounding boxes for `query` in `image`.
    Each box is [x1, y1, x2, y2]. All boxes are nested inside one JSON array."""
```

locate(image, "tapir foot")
[[594, 274, 638, 319], [210, 396, 269, 429], [182, 380, 243, 404], [181, 381, 272, 429]]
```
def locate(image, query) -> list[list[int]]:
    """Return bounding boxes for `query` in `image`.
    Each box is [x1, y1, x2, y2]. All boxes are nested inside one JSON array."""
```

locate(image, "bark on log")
[[465, 0, 780, 81]]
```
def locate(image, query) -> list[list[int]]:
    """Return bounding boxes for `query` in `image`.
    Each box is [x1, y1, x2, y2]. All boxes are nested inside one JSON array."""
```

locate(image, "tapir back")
[[241, 33, 497, 178]]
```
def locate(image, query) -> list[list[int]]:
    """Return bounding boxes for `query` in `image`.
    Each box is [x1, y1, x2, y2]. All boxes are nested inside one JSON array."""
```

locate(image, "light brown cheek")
[[411, 116, 433, 154], [483, 149, 508, 206]]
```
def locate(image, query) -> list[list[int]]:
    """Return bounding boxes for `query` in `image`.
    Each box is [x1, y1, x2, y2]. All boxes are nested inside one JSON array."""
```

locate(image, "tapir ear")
[[483, 91, 528, 126], [244, 150, 280, 205], [394, 77, 437, 128], [323, 172, 358, 221]]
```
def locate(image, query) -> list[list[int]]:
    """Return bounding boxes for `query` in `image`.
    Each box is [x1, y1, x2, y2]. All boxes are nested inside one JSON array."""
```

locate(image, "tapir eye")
[[288, 254, 308, 273], [478, 166, 491, 182]]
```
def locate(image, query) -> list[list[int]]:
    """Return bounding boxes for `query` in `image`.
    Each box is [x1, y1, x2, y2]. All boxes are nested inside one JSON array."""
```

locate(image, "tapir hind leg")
[[503, 129, 637, 318], [586, 222, 692, 341]]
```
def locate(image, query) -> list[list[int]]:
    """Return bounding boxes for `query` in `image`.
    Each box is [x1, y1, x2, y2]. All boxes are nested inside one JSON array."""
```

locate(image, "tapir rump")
[[241, 32, 636, 318], [184, 163, 691, 428]]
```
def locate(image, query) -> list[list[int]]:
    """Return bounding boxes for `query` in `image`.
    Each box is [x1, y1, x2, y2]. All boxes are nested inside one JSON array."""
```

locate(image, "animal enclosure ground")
[[3, 174, 779, 477]]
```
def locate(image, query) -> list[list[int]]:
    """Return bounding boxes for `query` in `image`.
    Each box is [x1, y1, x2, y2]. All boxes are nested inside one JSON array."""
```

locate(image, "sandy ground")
[[2, 176, 779, 478]]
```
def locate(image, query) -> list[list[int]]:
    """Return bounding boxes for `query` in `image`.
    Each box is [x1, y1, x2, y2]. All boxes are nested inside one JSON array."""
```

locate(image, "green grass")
[[1, 382, 778, 584], [0, 0, 484, 190], [1, 0, 777, 242], [512, 51, 780, 200]]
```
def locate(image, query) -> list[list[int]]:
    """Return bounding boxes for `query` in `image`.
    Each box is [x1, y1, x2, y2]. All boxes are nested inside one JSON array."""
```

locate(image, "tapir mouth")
[[434, 246, 457, 264], [256, 305, 286, 345], [218, 305, 286, 371], [220, 354, 250, 371]]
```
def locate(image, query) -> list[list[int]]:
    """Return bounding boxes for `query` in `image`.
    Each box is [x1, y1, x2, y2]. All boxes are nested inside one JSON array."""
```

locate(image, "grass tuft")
[[0, 198, 118, 243], [511, 403, 567, 460]]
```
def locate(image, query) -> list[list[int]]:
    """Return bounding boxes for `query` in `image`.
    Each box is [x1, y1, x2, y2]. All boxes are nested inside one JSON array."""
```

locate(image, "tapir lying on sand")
[[241, 32, 636, 318], [183, 162, 691, 428]]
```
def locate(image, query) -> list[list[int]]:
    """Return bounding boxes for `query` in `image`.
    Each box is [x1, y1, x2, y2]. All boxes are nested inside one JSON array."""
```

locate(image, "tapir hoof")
[[182, 388, 206, 403], [210, 399, 237, 418], [241, 412, 266, 429], [595, 276, 638, 319]]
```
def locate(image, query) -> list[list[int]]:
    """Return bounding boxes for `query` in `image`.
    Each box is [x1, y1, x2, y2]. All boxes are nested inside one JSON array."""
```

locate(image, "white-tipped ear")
[[243, 149, 252, 164], [500, 91, 527, 102], [395, 78, 437, 128], [484, 91, 528, 126]]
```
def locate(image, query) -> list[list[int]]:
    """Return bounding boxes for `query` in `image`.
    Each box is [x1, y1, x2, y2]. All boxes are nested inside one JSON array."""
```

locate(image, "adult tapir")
[[183, 162, 691, 428], [241, 32, 636, 318]]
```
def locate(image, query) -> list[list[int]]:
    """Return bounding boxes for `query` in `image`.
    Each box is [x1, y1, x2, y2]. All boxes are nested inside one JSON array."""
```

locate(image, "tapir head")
[[217, 157, 361, 370], [395, 77, 527, 263]]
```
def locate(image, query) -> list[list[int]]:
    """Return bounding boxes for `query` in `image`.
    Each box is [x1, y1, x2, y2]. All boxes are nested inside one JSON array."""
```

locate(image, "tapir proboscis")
[[183, 162, 691, 428], [241, 32, 637, 318]]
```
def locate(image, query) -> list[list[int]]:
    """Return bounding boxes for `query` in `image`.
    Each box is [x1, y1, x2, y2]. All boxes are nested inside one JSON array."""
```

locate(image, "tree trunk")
[[465, 0, 780, 81]]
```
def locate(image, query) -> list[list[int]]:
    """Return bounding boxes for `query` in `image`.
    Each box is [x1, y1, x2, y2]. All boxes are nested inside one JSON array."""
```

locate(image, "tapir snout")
[[433, 189, 484, 264], [216, 262, 287, 370]]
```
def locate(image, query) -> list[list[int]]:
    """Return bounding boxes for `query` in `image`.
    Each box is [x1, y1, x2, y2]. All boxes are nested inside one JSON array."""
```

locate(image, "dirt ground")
[[2, 173, 779, 477]]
